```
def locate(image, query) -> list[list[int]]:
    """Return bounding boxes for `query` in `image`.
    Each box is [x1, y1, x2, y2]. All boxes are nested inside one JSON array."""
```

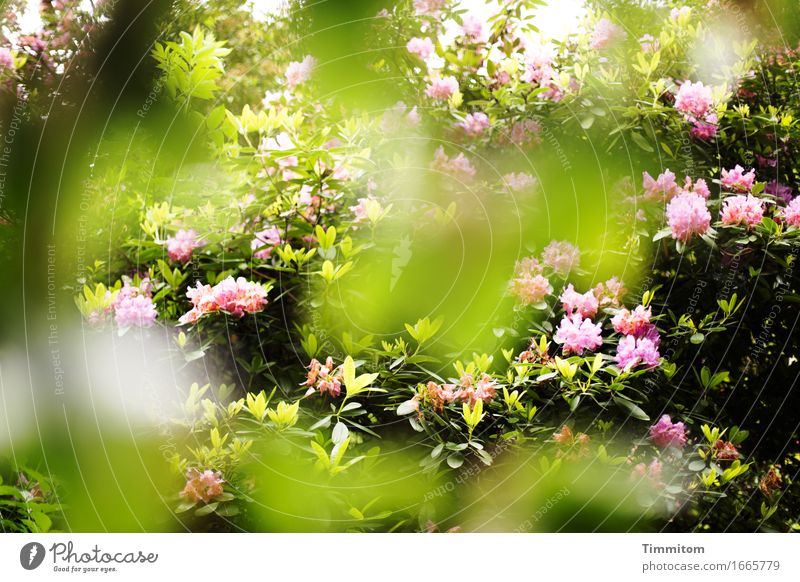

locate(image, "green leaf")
[[332, 421, 349, 445], [612, 396, 650, 421], [688, 460, 706, 472], [446, 452, 465, 469], [631, 131, 655, 152], [397, 400, 418, 416], [195, 502, 219, 516]]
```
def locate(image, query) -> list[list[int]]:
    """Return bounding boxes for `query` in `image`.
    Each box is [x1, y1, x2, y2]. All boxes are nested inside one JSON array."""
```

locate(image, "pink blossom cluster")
[[406, 36, 435, 59], [430, 146, 476, 182], [457, 112, 490, 137], [303, 357, 343, 397], [611, 305, 657, 339], [690, 121, 717, 140], [638, 34, 659, 53], [113, 278, 157, 328], [670, 6, 691, 20], [675, 80, 713, 119], [590, 18, 626, 50], [541, 240, 580, 276], [554, 313, 603, 355], [553, 424, 590, 447], [285, 55, 316, 89], [765, 180, 793, 202], [503, 172, 537, 192], [411, 372, 498, 412], [642, 169, 680, 201], [251, 225, 283, 260], [510, 257, 552, 305], [630, 458, 663, 486], [649, 414, 687, 449], [615, 335, 660, 369], [666, 191, 711, 241], [180, 468, 224, 504], [713, 439, 740, 461], [720, 194, 764, 228], [506, 119, 542, 147], [593, 277, 626, 308], [560, 284, 598, 318], [521, 44, 567, 101], [425, 75, 459, 100], [454, 372, 499, 406], [779, 197, 800, 227], [720, 165, 756, 193], [684, 176, 711, 199], [166, 229, 204, 264], [674, 80, 718, 139], [179, 277, 268, 324], [413, 0, 445, 17], [0, 48, 13, 69], [461, 14, 486, 43]]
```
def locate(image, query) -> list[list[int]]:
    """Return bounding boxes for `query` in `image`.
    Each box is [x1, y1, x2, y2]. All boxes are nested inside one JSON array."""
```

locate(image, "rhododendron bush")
[[1, 0, 800, 534]]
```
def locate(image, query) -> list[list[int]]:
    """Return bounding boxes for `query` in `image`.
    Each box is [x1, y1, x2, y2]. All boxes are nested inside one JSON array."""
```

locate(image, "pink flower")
[[454, 372, 498, 406], [541, 240, 580, 276], [631, 458, 663, 486], [720, 194, 764, 228], [675, 80, 713, 119], [691, 120, 717, 140], [522, 44, 555, 85], [688, 177, 711, 199], [615, 335, 660, 369], [713, 439, 740, 461], [590, 18, 626, 50], [554, 313, 603, 355], [514, 256, 542, 277], [112, 279, 157, 328], [180, 468, 224, 504], [461, 14, 486, 43], [560, 284, 599, 318], [720, 165, 756, 193], [611, 305, 652, 337], [670, 6, 691, 20], [593, 277, 626, 308], [179, 277, 268, 324], [303, 357, 343, 397], [251, 226, 283, 260], [425, 75, 459, 100], [430, 146, 476, 182], [285, 55, 315, 89], [642, 169, 680, 201], [406, 36, 435, 59], [638, 34, 659, 53], [166, 229, 204, 264], [503, 172, 537, 192], [0, 48, 13, 69], [213, 276, 268, 316], [114, 294, 158, 328], [666, 191, 711, 241], [457, 112, 490, 137], [413, 0, 445, 16], [648, 414, 687, 449], [779, 196, 800, 227], [506, 119, 542, 146], [510, 274, 552, 305]]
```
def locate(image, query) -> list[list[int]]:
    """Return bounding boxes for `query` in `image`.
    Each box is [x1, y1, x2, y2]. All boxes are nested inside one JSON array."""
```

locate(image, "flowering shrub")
[[2, 0, 799, 533]]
